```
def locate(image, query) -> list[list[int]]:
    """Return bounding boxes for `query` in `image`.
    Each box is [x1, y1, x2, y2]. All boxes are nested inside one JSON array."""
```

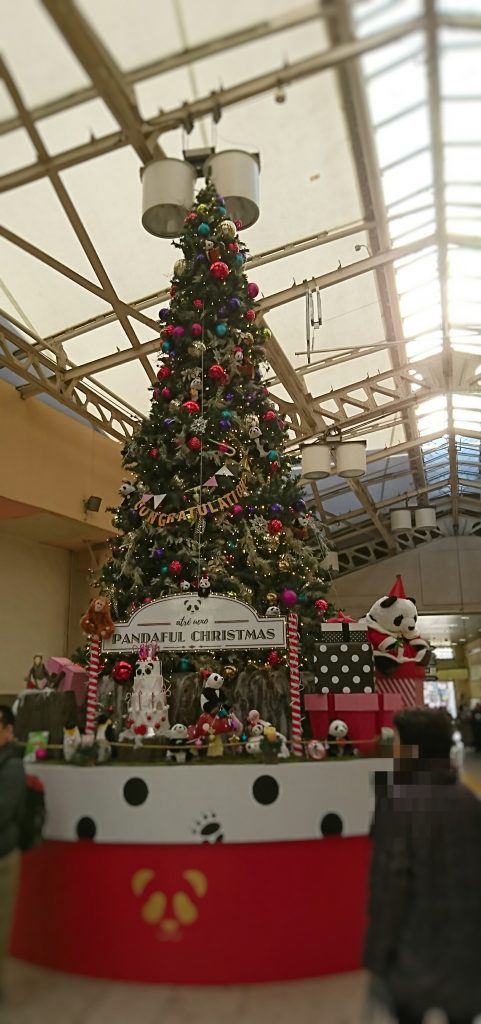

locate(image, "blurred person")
[[0, 705, 26, 998], [364, 707, 481, 1024]]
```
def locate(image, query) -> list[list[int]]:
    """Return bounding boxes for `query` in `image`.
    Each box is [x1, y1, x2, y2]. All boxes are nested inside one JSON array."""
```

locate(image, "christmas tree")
[[99, 180, 330, 673]]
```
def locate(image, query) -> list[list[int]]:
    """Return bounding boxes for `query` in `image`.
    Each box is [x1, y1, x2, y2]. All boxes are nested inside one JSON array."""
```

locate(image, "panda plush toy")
[[166, 723, 193, 764], [366, 574, 430, 675], [199, 670, 228, 714], [197, 574, 211, 599], [326, 719, 352, 757]]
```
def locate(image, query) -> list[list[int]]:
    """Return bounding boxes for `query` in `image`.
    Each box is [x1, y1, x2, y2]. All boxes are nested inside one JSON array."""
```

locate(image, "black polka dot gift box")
[[313, 640, 375, 694], [320, 614, 368, 645]]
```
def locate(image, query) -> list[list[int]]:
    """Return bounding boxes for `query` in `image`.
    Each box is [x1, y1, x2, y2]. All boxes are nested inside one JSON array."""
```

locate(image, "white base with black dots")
[[30, 760, 391, 845]]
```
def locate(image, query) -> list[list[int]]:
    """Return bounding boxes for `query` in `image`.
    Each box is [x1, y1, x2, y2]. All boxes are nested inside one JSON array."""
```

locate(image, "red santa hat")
[[388, 575, 406, 599]]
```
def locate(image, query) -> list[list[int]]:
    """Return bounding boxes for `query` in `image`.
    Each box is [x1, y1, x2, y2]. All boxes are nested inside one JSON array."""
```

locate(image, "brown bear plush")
[[80, 596, 115, 639]]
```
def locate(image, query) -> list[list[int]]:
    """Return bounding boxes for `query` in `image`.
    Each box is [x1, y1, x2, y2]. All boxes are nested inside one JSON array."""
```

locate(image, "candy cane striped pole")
[[288, 612, 303, 756], [85, 636, 100, 735]]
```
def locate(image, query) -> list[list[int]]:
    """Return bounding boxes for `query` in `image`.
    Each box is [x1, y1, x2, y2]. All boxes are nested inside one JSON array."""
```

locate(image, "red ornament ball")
[[267, 650, 282, 668], [234, 219, 242, 229], [185, 212, 197, 222], [169, 560, 182, 575], [218, 443, 230, 453], [315, 598, 329, 617], [143, 596, 152, 604], [263, 410, 276, 421], [153, 387, 160, 399], [193, 298, 203, 309], [170, 285, 177, 297], [111, 660, 133, 684], [208, 364, 226, 381], [228, 242, 239, 252], [209, 261, 230, 282], [164, 324, 174, 336], [247, 282, 259, 299], [161, 387, 171, 399], [149, 447, 159, 458], [268, 519, 283, 535], [182, 400, 200, 414], [157, 366, 171, 379], [191, 323, 203, 337], [270, 461, 280, 474], [245, 309, 256, 322], [188, 436, 202, 451]]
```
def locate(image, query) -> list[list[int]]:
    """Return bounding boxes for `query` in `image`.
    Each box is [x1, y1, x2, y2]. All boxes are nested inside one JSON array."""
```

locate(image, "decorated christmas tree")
[[98, 180, 331, 673]]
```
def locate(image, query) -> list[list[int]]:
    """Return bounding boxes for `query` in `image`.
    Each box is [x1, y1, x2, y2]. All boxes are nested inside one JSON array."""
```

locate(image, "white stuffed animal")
[[365, 575, 430, 674]]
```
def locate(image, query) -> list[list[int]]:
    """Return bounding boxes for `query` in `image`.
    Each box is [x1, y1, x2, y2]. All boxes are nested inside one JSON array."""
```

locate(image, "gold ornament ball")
[[266, 592, 278, 604], [189, 341, 206, 355], [197, 204, 209, 215], [278, 558, 290, 571], [174, 258, 187, 277], [223, 665, 237, 679], [262, 327, 272, 339], [169, 398, 181, 410], [219, 219, 237, 240]]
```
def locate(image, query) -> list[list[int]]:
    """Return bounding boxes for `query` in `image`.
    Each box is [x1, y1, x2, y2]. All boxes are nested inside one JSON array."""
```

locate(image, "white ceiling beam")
[[0, 15, 425, 193], [0, 3, 326, 136]]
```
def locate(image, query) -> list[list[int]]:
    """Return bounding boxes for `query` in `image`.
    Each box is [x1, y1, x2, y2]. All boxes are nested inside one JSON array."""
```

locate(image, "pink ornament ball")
[[245, 309, 256, 322], [210, 261, 230, 282], [232, 504, 244, 516], [218, 443, 230, 453], [161, 387, 171, 399], [149, 447, 159, 458], [188, 436, 202, 451], [173, 326, 185, 339], [281, 589, 297, 606], [193, 298, 203, 309], [164, 324, 174, 336], [228, 242, 239, 252], [191, 323, 203, 337], [315, 598, 329, 616], [35, 748, 48, 761], [263, 410, 276, 421], [247, 282, 259, 299]]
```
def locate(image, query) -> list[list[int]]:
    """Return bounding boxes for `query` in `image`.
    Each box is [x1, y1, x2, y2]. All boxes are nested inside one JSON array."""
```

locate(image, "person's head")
[[33, 655, 43, 666], [0, 705, 15, 746], [393, 707, 453, 764]]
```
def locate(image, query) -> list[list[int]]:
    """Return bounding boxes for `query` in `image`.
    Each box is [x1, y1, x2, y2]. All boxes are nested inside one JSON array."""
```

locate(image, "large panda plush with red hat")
[[365, 575, 431, 675]]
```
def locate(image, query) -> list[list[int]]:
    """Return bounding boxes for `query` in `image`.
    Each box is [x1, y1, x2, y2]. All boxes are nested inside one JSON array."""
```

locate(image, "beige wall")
[[329, 535, 481, 617], [0, 380, 123, 531], [0, 533, 73, 694]]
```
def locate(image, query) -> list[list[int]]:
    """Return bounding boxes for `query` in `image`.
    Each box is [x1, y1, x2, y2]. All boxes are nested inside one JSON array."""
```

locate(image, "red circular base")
[[12, 838, 371, 984]]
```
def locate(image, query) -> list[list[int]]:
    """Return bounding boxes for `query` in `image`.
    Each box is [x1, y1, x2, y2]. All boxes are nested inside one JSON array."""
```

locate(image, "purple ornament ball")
[[218, 306, 227, 317], [154, 547, 165, 557], [248, 505, 256, 513], [129, 509, 139, 520], [163, 418, 175, 427], [281, 589, 297, 607], [270, 503, 283, 513], [229, 297, 241, 309], [294, 499, 306, 512], [173, 326, 184, 339], [196, 254, 206, 263], [224, 392, 234, 401], [219, 419, 230, 430], [158, 308, 170, 320]]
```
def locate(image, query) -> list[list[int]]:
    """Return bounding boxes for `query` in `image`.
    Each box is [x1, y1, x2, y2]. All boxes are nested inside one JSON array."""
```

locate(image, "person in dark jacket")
[[364, 706, 481, 1024], [0, 705, 26, 996]]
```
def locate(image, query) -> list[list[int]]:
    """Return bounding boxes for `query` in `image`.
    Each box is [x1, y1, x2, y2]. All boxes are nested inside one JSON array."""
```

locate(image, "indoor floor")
[[4, 752, 481, 1024]]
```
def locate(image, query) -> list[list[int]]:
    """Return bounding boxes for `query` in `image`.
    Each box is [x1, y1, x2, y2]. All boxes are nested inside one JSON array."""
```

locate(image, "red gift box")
[[375, 664, 425, 708], [378, 692, 404, 727], [304, 693, 379, 754]]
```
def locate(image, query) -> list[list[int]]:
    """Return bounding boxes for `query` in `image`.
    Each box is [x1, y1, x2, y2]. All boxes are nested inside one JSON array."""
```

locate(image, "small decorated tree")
[[98, 181, 330, 673]]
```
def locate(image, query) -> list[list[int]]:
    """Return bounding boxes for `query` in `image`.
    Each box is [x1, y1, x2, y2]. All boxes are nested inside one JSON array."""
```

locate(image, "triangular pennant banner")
[[153, 494, 166, 509], [216, 467, 234, 477], [204, 476, 218, 488], [140, 493, 153, 505]]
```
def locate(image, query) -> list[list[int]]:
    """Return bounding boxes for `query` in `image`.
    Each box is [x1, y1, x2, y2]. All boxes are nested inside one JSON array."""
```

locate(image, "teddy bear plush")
[[80, 595, 115, 639], [365, 575, 430, 675]]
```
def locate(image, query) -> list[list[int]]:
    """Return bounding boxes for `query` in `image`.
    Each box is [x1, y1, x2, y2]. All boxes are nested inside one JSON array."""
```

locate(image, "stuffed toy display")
[[365, 575, 430, 675], [166, 723, 194, 764], [80, 596, 115, 640], [326, 719, 356, 757]]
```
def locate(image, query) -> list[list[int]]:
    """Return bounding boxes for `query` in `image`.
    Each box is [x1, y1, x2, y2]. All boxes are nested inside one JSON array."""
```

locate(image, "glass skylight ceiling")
[[353, 0, 481, 510]]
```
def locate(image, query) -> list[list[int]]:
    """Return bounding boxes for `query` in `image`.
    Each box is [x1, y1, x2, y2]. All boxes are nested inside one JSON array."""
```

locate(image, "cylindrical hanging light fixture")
[[391, 509, 413, 532], [321, 551, 339, 574], [204, 150, 260, 227], [141, 158, 196, 237], [414, 506, 437, 529], [335, 441, 367, 479], [301, 443, 332, 479]]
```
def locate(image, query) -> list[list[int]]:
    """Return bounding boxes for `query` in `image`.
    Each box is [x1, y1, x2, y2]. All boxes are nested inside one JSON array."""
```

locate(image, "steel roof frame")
[[1, 0, 480, 567]]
